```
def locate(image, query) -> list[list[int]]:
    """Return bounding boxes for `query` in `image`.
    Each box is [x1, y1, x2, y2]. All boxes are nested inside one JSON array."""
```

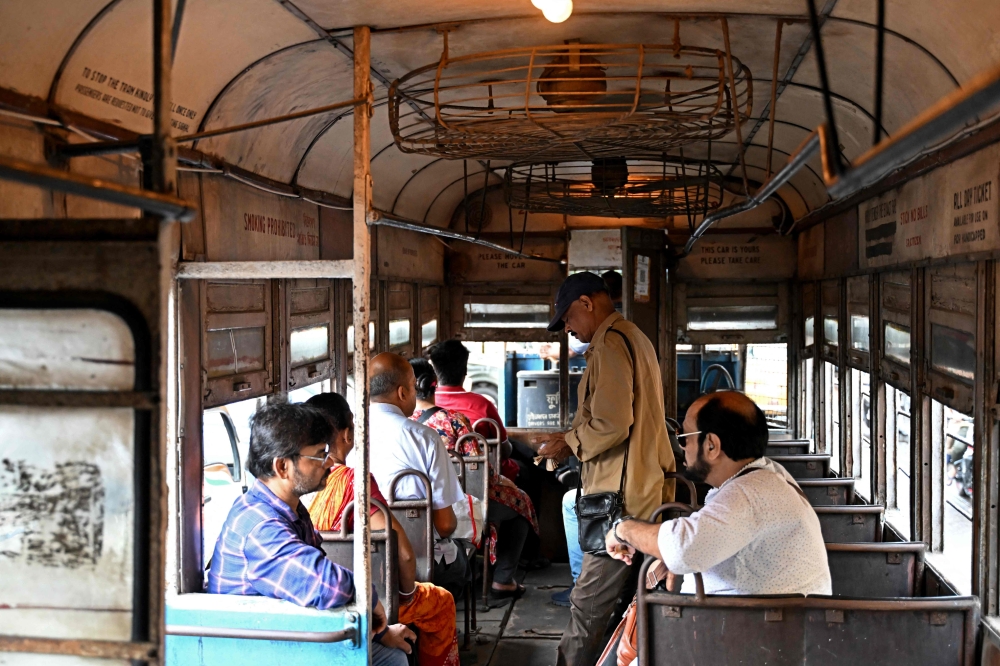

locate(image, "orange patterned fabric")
[[398, 582, 460, 666], [308, 465, 387, 532]]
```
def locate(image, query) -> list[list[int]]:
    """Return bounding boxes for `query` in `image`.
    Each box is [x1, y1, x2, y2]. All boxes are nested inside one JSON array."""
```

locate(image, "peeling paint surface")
[[0, 407, 134, 641], [0, 310, 134, 391]]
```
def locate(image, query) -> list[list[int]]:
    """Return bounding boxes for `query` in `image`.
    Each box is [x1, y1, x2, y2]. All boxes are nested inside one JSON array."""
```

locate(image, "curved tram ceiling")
[[1, 0, 995, 232]]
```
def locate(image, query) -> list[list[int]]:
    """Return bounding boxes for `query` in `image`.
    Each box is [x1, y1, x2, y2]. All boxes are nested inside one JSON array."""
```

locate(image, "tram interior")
[[2, 0, 1000, 664]]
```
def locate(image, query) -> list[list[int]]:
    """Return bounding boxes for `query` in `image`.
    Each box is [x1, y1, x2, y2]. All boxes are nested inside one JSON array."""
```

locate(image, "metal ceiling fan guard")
[[504, 156, 725, 218], [389, 42, 752, 162]]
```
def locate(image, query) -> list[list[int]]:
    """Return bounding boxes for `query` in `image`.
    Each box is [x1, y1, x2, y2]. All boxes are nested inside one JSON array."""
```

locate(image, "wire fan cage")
[[389, 42, 752, 162], [504, 157, 725, 218]]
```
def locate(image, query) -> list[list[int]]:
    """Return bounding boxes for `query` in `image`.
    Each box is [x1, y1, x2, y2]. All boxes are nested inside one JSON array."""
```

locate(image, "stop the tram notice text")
[[74, 66, 198, 132], [858, 144, 1000, 268]]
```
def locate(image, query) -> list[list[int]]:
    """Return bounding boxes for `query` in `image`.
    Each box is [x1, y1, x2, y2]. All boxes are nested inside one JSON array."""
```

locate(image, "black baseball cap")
[[547, 271, 610, 332]]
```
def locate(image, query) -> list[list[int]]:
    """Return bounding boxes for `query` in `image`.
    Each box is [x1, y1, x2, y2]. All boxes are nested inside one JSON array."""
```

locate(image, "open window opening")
[[823, 361, 840, 474], [885, 386, 912, 538], [850, 369, 872, 500]]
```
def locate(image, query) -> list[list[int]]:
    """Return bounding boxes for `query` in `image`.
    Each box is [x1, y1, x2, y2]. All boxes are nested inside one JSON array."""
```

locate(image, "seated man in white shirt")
[[605, 391, 831, 597], [362, 352, 469, 593]]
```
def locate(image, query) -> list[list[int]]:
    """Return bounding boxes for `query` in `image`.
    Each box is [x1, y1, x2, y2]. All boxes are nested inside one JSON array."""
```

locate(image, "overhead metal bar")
[[826, 61, 1000, 199], [766, 21, 784, 179], [370, 210, 565, 265], [806, 0, 842, 176], [728, 0, 838, 178], [873, 0, 886, 145], [682, 130, 823, 257], [58, 96, 369, 158], [721, 18, 750, 196], [0, 154, 196, 221]]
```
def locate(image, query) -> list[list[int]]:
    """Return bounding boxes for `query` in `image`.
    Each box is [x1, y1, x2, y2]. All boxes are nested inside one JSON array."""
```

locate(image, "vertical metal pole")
[[912, 268, 928, 546], [152, 0, 176, 197], [975, 260, 998, 612], [806, 0, 842, 175], [352, 25, 374, 659], [766, 20, 784, 180], [720, 18, 750, 197], [873, 0, 886, 145], [152, 2, 176, 660]]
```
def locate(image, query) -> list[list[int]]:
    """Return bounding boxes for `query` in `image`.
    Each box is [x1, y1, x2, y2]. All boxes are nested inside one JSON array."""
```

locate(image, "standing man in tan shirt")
[[535, 271, 675, 666]]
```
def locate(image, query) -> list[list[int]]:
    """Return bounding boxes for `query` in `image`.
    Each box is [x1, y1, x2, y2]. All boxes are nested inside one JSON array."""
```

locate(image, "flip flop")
[[489, 583, 526, 601]]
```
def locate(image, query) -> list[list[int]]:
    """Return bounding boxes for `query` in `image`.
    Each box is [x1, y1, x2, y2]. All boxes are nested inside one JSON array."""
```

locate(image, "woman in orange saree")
[[306, 392, 460, 666]]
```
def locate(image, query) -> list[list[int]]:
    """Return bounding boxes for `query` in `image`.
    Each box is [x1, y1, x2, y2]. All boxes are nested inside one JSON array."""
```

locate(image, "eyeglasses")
[[298, 444, 333, 464], [676, 430, 702, 440]]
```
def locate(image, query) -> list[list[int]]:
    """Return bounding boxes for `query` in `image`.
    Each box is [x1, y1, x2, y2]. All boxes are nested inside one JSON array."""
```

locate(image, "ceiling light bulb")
[[541, 0, 573, 22]]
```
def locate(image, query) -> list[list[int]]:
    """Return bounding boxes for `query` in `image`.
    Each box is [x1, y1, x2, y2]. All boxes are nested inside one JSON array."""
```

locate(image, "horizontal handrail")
[[0, 154, 196, 222], [165, 624, 357, 643]]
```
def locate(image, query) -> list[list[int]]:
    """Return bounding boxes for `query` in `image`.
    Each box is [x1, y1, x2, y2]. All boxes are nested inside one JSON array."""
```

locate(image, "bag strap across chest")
[[578, 324, 637, 500]]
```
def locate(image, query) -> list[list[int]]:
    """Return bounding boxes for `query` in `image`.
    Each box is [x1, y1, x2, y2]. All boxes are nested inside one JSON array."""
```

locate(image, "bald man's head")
[[370, 352, 418, 415], [687, 391, 769, 462]]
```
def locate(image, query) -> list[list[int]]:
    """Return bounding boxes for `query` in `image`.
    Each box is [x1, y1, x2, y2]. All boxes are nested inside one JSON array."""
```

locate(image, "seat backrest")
[[320, 498, 399, 623], [766, 441, 811, 456], [472, 417, 503, 471], [798, 478, 856, 506], [769, 454, 831, 479], [637, 564, 978, 666], [815, 506, 884, 543], [386, 469, 434, 582], [454, 433, 490, 503], [825, 542, 925, 598]]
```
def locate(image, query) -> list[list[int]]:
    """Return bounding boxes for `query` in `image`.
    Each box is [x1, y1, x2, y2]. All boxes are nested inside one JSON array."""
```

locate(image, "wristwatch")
[[612, 515, 636, 547]]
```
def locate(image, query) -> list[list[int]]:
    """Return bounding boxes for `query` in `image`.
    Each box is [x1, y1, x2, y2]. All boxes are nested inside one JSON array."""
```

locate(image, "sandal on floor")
[[489, 583, 526, 600]]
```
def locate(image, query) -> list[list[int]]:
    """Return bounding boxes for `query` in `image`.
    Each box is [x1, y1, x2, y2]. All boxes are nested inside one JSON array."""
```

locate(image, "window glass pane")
[[825, 362, 840, 474], [823, 317, 839, 347], [931, 324, 975, 382], [422, 319, 438, 348], [206, 327, 265, 378], [802, 358, 814, 439], [852, 370, 872, 499], [744, 344, 787, 428], [687, 305, 778, 331], [0, 407, 134, 641], [389, 319, 411, 347], [290, 324, 329, 366], [465, 303, 550, 328], [851, 315, 870, 351], [804, 316, 814, 347], [886, 388, 911, 536], [0, 309, 134, 391], [926, 403, 973, 595], [884, 322, 911, 366], [346, 322, 376, 353]]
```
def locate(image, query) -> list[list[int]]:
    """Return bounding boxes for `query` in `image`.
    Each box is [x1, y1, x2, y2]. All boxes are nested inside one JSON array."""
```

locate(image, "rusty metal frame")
[[390, 42, 752, 162], [766, 21, 783, 179]]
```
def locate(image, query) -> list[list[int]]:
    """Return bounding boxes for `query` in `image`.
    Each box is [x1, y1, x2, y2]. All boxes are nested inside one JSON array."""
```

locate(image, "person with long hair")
[[409, 358, 538, 599], [305, 392, 460, 666]]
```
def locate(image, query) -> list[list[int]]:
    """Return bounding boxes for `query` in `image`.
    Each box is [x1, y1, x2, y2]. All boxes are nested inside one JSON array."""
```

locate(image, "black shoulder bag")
[[575, 325, 636, 556], [416, 405, 443, 424]]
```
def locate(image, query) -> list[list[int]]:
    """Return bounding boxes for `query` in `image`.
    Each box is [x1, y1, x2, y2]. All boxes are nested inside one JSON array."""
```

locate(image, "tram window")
[[926, 402, 974, 595], [851, 369, 872, 500], [0, 309, 138, 641], [744, 344, 788, 428], [686, 304, 778, 331], [804, 316, 815, 347], [422, 319, 439, 348], [885, 387, 912, 537], [389, 318, 412, 347], [851, 315, 870, 351], [823, 362, 840, 474], [346, 322, 376, 353], [206, 327, 265, 377], [0, 309, 134, 390], [823, 317, 839, 347], [290, 324, 329, 366], [464, 303, 550, 328], [420, 286, 441, 349], [288, 379, 333, 404], [202, 407, 244, 570], [931, 324, 976, 383], [884, 322, 911, 366], [802, 357, 815, 440]]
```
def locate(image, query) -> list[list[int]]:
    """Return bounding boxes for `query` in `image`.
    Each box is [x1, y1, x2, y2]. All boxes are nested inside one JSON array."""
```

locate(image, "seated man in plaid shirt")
[[207, 403, 412, 666]]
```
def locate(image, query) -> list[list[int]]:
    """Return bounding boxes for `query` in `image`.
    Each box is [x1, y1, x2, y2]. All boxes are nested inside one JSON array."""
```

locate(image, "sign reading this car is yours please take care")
[[858, 144, 1000, 269]]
